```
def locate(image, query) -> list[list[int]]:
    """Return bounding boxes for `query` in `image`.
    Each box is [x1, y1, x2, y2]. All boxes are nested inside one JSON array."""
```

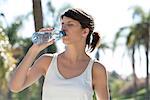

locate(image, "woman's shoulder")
[[35, 53, 56, 75], [92, 60, 107, 77], [92, 60, 108, 88], [38, 53, 58, 66]]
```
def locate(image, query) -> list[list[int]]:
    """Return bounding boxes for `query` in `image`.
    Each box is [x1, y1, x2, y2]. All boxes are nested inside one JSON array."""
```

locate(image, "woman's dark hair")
[[61, 8, 100, 52]]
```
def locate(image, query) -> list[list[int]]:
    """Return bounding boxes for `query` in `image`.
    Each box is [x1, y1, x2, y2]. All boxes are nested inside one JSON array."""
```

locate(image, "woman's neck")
[[63, 45, 88, 62]]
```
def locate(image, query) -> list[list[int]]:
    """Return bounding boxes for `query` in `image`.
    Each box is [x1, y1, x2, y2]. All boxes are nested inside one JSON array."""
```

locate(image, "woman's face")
[[61, 16, 86, 45]]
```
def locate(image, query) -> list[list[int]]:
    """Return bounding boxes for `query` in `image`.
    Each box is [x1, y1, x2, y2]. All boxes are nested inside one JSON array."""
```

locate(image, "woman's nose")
[[61, 26, 65, 32], [62, 24, 69, 30]]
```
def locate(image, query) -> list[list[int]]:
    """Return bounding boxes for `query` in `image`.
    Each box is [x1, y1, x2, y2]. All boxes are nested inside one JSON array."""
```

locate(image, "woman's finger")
[[39, 27, 54, 32]]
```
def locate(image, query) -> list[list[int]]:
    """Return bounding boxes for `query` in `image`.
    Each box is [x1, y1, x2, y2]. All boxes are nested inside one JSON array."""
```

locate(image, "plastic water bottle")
[[32, 30, 66, 44]]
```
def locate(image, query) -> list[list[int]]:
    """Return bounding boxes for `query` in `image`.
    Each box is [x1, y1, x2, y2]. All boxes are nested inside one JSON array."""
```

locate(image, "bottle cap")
[[60, 31, 66, 36]]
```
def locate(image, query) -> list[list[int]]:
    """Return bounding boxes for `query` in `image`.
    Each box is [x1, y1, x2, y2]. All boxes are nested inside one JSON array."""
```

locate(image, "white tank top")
[[42, 53, 94, 100]]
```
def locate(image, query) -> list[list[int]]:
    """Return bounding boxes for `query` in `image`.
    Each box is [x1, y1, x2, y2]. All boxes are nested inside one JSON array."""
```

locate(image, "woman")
[[9, 8, 110, 100]]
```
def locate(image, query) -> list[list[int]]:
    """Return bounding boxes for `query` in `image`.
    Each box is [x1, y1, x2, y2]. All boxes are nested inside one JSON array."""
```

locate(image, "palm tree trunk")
[[145, 27, 149, 99], [132, 46, 137, 99], [95, 50, 99, 60], [145, 22, 150, 99], [145, 48, 149, 99], [32, 0, 43, 31], [32, 0, 44, 99]]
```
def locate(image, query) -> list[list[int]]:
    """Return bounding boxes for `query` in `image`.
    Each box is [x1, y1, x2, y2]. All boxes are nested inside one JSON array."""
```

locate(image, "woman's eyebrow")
[[61, 20, 75, 24]]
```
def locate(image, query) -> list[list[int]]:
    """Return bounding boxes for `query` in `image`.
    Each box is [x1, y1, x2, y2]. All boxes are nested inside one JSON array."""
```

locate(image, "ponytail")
[[86, 32, 100, 52]]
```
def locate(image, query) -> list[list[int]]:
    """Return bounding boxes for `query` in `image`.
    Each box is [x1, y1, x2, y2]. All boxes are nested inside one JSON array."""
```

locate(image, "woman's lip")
[[62, 34, 67, 38], [64, 32, 67, 36]]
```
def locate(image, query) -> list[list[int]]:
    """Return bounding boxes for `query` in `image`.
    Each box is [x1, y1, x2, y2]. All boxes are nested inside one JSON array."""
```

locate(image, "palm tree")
[[113, 6, 150, 99], [131, 6, 150, 99], [113, 25, 139, 99]]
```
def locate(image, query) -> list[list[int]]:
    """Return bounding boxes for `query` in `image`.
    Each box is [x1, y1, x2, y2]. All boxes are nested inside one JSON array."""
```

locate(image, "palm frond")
[[113, 26, 129, 51]]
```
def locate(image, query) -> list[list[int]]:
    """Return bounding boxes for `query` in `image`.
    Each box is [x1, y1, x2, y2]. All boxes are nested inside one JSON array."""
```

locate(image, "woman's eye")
[[61, 23, 75, 28], [67, 24, 74, 26]]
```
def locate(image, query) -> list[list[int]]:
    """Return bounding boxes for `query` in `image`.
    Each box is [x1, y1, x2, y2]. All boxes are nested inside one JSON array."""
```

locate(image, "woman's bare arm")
[[93, 62, 110, 100], [8, 46, 42, 92], [9, 38, 54, 93]]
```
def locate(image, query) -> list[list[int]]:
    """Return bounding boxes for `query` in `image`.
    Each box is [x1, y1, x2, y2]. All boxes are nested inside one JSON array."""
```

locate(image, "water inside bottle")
[[32, 31, 66, 44]]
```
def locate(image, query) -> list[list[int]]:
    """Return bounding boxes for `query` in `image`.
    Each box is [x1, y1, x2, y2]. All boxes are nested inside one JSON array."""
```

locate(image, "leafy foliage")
[[0, 28, 16, 99]]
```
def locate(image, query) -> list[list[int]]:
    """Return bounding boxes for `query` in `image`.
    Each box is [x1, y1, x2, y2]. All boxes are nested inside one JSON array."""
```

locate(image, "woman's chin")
[[62, 37, 69, 44]]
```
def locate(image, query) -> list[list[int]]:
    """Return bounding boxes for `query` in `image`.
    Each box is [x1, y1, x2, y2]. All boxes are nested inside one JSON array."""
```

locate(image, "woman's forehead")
[[61, 16, 79, 23]]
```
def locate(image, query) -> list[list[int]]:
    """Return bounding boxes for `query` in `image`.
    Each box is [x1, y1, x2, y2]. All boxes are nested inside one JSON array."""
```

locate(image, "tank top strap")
[[52, 53, 58, 62], [50, 53, 59, 70], [83, 58, 94, 82], [87, 59, 95, 80], [44, 53, 58, 78]]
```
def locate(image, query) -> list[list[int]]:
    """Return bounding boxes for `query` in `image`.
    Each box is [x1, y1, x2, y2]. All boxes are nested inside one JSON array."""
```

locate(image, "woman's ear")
[[82, 28, 89, 37]]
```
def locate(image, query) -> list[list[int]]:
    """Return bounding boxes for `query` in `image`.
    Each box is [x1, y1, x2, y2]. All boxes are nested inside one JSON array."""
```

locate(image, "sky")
[[0, 0, 150, 78]]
